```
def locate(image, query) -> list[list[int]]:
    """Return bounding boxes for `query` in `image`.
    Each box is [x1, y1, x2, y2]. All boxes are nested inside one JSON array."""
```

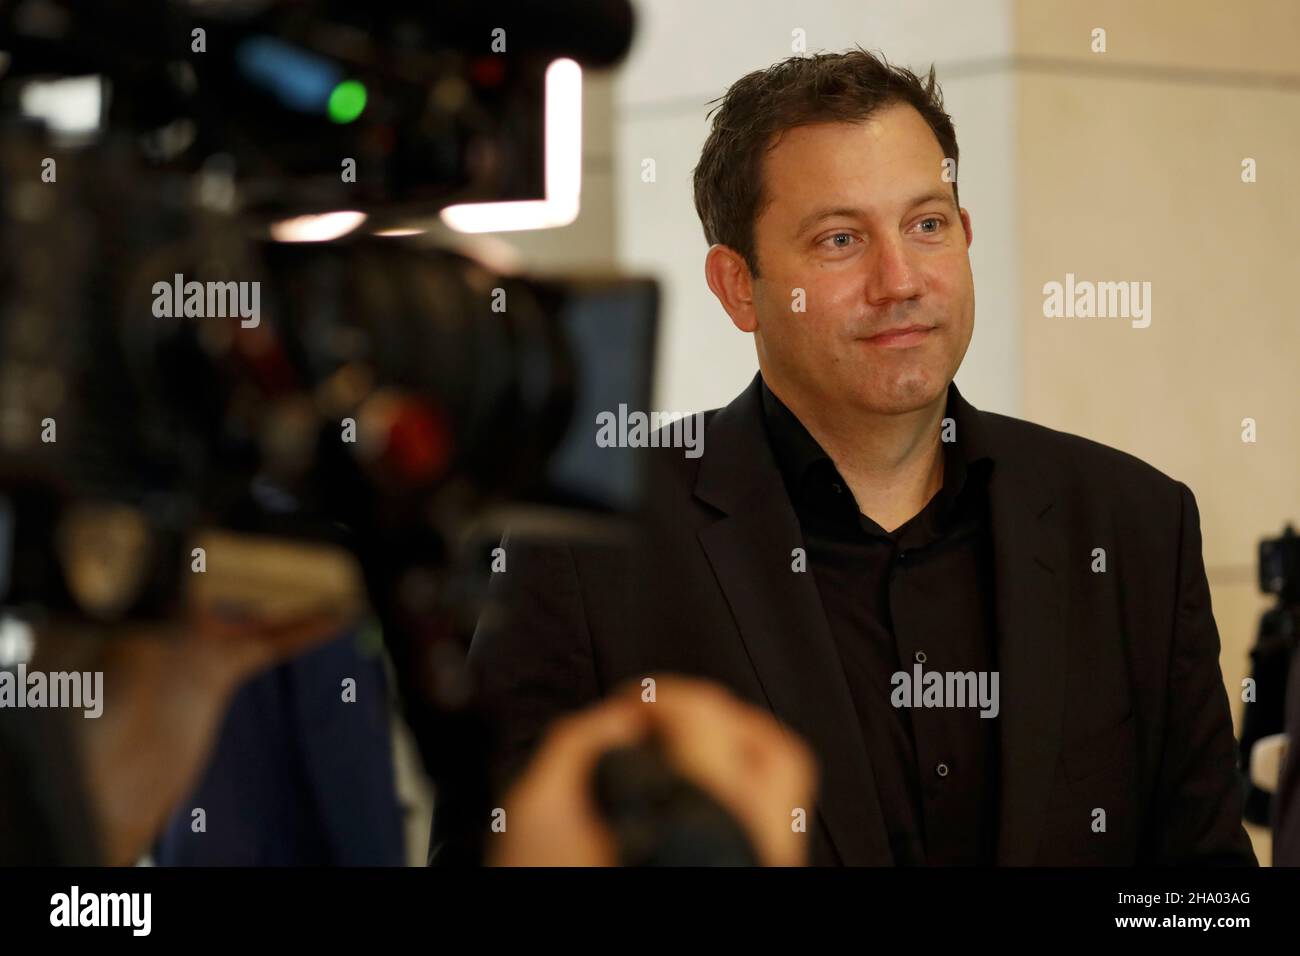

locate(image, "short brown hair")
[[691, 46, 959, 278]]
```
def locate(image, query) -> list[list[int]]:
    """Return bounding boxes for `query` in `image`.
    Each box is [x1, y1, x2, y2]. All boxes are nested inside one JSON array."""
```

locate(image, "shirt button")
[[914, 650, 927, 664], [936, 763, 950, 778], [832, 483, 843, 494]]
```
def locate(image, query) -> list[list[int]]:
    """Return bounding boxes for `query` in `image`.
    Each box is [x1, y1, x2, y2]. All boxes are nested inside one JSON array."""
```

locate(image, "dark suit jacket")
[[447, 373, 1256, 866]]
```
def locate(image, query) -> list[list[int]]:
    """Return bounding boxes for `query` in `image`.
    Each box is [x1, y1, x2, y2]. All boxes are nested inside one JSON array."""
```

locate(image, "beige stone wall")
[[1015, 0, 1300, 862]]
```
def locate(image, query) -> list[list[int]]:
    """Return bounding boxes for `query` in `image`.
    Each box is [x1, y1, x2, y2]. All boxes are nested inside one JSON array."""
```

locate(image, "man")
[[440, 48, 1255, 866]]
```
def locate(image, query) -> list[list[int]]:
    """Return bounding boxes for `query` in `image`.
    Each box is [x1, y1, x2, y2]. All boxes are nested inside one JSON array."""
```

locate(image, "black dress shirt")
[[760, 377, 1000, 865]]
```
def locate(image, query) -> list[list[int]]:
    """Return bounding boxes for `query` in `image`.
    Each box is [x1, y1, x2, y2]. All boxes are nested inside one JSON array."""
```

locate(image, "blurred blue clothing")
[[155, 631, 405, 866]]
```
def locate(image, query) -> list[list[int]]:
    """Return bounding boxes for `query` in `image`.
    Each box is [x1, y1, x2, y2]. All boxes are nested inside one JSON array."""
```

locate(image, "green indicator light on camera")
[[328, 80, 367, 124]]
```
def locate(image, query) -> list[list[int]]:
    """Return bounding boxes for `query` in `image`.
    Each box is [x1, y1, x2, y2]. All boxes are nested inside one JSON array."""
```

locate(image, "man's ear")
[[704, 244, 759, 334], [960, 207, 974, 248]]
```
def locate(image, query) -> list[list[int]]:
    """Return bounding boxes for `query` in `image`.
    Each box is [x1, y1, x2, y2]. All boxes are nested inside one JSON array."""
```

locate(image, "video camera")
[[0, 0, 658, 862]]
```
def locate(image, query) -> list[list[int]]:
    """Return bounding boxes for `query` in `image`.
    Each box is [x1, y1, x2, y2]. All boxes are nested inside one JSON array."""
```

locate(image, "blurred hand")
[[490, 674, 817, 866], [39, 604, 352, 865]]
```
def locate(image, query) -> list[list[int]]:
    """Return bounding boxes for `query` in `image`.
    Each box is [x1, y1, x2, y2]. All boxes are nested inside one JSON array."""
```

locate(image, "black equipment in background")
[[1, 0, 765, 869], [1238, 523, 1300, 825]]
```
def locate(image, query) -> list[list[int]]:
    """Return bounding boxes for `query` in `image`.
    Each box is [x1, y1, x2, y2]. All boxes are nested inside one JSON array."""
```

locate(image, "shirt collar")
[[759, 375, 994, 520]]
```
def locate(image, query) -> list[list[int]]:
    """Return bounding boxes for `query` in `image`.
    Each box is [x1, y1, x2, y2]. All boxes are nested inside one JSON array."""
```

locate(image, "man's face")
[[742, 102, 974, 417]]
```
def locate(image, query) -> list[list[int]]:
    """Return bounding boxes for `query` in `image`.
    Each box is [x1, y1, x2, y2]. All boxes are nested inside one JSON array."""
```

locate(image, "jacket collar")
[[757, 374, 994, 525]]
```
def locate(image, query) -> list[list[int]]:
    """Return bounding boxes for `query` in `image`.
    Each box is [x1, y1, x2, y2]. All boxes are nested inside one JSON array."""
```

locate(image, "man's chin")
[[850, 374, 949, 416]]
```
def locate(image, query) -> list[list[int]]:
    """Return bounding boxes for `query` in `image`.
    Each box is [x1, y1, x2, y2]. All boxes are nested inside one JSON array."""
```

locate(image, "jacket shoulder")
[[643, 407, 722, 482], [979, 410, 1187, 501]]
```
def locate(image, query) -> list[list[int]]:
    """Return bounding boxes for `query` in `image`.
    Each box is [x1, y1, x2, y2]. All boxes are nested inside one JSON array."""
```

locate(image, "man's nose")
[[864, 235, 922, 305]]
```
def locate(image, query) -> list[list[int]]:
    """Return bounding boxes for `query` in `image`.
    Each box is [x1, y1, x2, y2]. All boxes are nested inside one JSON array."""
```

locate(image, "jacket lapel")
[[694, 375, 894, 865], [972, 399, 1068, 865]]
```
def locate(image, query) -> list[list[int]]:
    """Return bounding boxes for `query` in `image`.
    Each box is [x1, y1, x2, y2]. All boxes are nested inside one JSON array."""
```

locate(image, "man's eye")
[[917, 217, 943, 233], [823, 233, 856, 249]]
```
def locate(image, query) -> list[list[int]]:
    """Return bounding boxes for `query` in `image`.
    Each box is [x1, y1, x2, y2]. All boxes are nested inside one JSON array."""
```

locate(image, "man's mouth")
[[860, 324, 935, 348]]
